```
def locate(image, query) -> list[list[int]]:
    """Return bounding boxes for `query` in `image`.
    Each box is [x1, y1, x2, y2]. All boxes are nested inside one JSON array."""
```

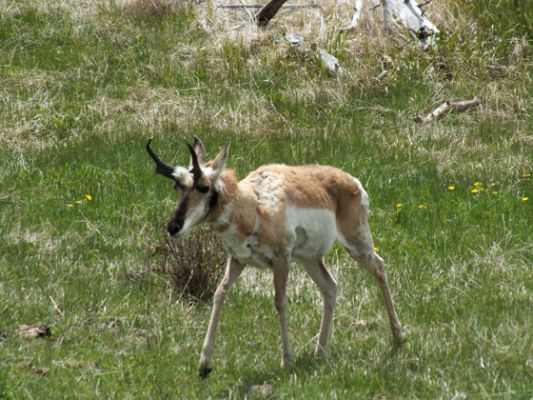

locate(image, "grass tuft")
[[120, 0, 177, 18], [151, 227, 225, 302]]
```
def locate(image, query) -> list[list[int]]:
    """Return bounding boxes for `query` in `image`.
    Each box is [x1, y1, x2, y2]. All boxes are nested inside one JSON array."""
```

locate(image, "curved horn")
[[187, 142, 203, 183], [146, 139, 175, 180]]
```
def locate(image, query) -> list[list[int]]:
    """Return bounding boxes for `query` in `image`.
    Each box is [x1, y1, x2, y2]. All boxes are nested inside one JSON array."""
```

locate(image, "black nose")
[[167, 221, 181, 236]]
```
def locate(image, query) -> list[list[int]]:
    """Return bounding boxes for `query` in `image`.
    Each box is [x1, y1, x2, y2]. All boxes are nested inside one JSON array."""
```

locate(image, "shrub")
[[151, 227, 226, 302]]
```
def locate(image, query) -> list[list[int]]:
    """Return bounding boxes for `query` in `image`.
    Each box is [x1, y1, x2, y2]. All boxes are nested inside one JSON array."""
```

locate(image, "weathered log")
[[255, 0, 438, 49], [256, 0, 288, 26], [452, 98, 481, 112], [384, 0, 438, 48], [414, 98, 481, 123], [218, 3, 320, 9], [346, 0, 364, 30]]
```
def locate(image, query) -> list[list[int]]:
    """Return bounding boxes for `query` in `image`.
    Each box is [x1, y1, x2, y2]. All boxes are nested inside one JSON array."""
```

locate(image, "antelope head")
[[146, 137, 228, 236]]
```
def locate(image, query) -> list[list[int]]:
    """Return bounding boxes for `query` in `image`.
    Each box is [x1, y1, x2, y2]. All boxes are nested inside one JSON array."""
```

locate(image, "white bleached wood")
[[415, 98, 481, 123]]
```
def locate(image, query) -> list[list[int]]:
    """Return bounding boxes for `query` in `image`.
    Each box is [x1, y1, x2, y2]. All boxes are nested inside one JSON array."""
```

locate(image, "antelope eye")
[[196, 185, 209, 193]]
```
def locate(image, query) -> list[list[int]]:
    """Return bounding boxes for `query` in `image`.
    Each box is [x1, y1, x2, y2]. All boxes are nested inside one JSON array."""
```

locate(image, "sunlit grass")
[[1, 0, 532, 398]]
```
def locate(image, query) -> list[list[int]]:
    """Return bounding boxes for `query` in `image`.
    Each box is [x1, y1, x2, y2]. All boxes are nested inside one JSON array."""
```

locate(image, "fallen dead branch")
[[254, 0, 438, 49], [217, 3, 320, 9], [414, 98, 481, 123], [453, 98, 482, 112]]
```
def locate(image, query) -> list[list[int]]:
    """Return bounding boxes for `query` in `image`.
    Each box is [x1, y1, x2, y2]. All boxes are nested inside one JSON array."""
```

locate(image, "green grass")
[[1, 1, 532, 398]]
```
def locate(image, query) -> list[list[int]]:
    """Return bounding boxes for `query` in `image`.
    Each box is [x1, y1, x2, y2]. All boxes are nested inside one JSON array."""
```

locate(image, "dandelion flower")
[[522, 173, 531, 179], [473, 181, 482, 187], [67, 203, 74, 208], [418, 204, 427, 209], [85, 194, 93, 201], [75, 200, 83, 204], [447, 185, 455, 191], [471, 188, 480, 194], [492, 191, 498, 196], [520, 197, 529, 202], [395, 203, 403, 209], [373, 245, 380, 253]]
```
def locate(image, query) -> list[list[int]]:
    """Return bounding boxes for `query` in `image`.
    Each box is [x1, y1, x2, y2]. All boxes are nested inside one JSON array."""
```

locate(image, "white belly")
[[286, 206, 337, 259], [217, 207, 338, 268], [219, 226, 275, 269]]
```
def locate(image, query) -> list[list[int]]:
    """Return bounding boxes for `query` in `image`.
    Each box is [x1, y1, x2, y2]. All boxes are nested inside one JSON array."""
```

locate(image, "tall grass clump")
[[120, 0, 178, 18], [151, 227, 225, 302]]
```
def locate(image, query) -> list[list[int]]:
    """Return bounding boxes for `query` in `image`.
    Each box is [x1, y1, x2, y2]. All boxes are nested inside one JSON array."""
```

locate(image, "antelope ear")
[[209, 141, 230, 178], [189, 136, 206, 167]]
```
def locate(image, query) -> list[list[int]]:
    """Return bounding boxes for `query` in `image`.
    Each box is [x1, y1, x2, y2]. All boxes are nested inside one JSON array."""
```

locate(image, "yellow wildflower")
[[418, 204, 427, 209], [520, 197, 529, 202], [75, 200, 83, 204], [523, 173, 531, 179], [395, 203, 403, 209], [373, 245, 380, 253], [447, 185, 455, 191], [67, 203, 74, 208], [85, 194, 93, 201], [473, 181, 482, 187], [492, 191, 498, 196], [471, 188, 480, 194]]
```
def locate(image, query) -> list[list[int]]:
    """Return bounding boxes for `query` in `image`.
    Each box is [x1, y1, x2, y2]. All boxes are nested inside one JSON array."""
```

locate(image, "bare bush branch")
[[151, 227, 225, 303]]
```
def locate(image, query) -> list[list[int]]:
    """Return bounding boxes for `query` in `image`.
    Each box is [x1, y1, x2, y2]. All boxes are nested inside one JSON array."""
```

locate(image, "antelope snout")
[[167, 220, 182, 236]]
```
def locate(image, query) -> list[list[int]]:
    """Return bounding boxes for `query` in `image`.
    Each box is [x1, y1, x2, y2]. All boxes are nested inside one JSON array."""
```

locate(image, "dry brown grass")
[[151, 227, 226, 302], [3, 0, 530, 178], [120, 0, 179, 17]]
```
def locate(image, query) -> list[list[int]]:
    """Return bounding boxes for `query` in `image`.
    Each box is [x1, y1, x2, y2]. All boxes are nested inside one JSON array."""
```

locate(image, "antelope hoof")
[[314, 346, 328, 358], [393, 329, 407, 345], [281, 354, 293, 368], [199, 367, 213, 379]]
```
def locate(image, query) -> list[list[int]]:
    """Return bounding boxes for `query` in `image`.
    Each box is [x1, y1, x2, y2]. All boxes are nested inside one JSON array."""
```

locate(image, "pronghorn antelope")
[[146, 137, 405, 378]]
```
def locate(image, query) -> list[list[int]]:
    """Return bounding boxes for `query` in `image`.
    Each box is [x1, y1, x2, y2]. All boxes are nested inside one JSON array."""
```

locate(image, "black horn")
[[187, 141, 203, 183], [146, 139, 175, 180]]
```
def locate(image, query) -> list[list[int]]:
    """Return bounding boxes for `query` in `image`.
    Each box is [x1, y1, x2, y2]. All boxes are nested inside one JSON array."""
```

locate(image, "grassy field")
[[1, 0, 532, 398]]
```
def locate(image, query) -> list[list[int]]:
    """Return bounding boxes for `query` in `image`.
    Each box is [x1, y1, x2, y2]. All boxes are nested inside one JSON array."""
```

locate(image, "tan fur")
[[151, 140, 405, 378], [206, 164, 367, 254]]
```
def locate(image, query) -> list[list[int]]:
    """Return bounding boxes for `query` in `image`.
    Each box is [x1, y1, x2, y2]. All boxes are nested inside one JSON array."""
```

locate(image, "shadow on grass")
[[217, 353, 321, 399], [209, 334, 408, 398]]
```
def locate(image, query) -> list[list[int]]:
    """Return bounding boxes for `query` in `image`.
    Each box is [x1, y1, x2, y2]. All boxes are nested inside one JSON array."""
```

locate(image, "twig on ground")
[[414, 98, 481, 123]]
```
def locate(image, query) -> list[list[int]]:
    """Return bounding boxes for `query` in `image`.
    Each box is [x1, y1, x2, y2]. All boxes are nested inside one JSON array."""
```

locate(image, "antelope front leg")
[[199, 257, 244, 378], [273, 256, 292, 367], [359, 252, 405, 343]]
